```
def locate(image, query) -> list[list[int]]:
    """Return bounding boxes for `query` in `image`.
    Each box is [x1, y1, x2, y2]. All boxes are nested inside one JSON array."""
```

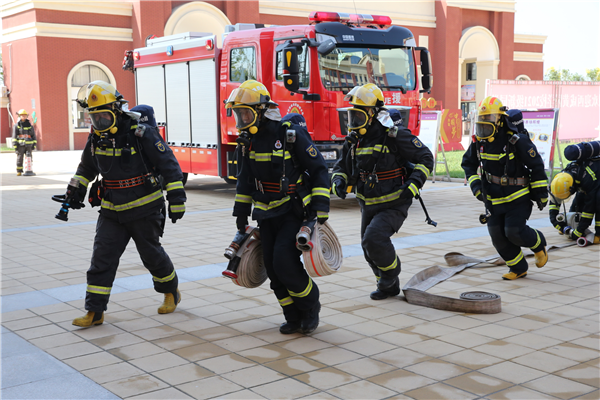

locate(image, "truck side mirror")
[[317, 40, 336, 56], [417, 47, 433, 93], [282, 46, 300, 92]]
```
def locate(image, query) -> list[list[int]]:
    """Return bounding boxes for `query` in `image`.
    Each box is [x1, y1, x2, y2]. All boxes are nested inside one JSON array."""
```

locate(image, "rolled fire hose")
[[577, 232, 597, 247], [402, 242, 576, 314], [232, 238, 268, 288], [301, 221, 343, 278]]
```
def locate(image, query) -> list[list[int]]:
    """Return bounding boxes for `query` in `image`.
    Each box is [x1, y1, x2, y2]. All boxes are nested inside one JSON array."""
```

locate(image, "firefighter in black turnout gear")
[[12, 109, 37, 175], [462, 98, 549, 280], [331, 84, 434, 300], [228, 80, 330, 335], [66, 81, 186, 328]]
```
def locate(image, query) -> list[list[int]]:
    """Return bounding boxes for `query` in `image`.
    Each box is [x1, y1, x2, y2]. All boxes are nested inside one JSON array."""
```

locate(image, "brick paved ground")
[[1, 151, 598, 399]]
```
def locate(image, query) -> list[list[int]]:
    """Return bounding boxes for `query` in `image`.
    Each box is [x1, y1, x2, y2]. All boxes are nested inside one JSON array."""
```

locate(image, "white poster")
[[420, 111, 442, 155], [521, 110, 558, 170]]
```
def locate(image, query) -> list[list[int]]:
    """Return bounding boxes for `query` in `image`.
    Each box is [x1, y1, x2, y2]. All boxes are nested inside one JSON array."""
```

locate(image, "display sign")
[[439, 109, 464, 151], [461, 85, 476, 101], [521, 109, 559, 170], [420, 111, 441, 154]]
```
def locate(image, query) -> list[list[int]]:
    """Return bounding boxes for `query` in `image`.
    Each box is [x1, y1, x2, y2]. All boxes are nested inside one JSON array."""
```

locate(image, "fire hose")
[[402, 242, 576, 314], [222, 227, 268, 288], [297, 221, 343, 277]]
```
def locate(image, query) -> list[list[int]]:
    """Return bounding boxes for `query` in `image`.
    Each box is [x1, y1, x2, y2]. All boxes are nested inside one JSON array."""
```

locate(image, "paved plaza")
[[1, 150, 599, 399]]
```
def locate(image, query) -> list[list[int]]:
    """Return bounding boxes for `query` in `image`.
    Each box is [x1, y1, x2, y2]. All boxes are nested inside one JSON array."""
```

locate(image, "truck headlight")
[[321, 150, 337, 160]]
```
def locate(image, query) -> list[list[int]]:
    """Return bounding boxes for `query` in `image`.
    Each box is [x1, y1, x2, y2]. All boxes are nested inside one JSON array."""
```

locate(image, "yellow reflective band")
[[408, 183, 418, 196], [312, 187, 330, 198], [555, 224, 562, 231], [356, 145, 390, 156], [505, 252, 524, 266], [586, 166, 597, 181], [468, 175, 481, 185], [254, 196, 290, 211], [249, 152, 272, 162], [302, 194, 312, 206], [272, 150, 292, 160], [414, 164, 430, 178], [24, 140, 36, 144], [532, 230, 541, 249], [153, 270, 176, 283], [356, 188, 403, 206], [332, 172, 348, 182], [74, 175, 90, 187], [574, 230, 583, 237], [101, 189, 163, 212], [475, 190, 481, 198], [288, 278, 313, 298], [497, 153, 515, 160], [278, 296, 294, 307], [378, 257, 398, 272], [317, 211, 328, 218], [549, 205, 560, 211], [235, 194, 253, 204], [170, 204, 185, 213], [530, 180, 548, 189], [595, 221, 600, 226], [480, 152, 502, 161], [87, 285, 111, 295], [581, 212, 594, 219], [487, 187, 530, 205], [95, 147, 137, 157], [166, 181, 184, 191]]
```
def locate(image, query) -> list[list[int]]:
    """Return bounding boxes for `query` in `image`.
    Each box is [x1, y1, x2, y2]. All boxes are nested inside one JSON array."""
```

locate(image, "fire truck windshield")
[[318, 47, 415, 93]]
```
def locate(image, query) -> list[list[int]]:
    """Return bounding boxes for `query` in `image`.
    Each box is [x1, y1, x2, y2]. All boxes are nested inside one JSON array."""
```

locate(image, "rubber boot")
[[72, 311, 104, 327], [370, 277, 400, 300], [17, 172, 22, 176], [158, 289, 181, 314], [300, 302, 321, 334], [502, 271, 527, 280], [534, 247, 548, 268], [279, 321, 302, 334]]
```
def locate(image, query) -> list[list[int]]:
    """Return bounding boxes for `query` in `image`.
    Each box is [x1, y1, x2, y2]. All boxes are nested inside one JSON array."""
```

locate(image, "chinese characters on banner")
[[439, 109, 464, 151]]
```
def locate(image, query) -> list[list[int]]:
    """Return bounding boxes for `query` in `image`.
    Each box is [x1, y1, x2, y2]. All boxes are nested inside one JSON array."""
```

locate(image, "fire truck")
[[132, 11, 432, 183]]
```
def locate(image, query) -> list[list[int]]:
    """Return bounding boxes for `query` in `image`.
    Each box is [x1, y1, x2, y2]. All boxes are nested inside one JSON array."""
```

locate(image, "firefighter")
[[462, 100, 549, 280], [548, 191, 584, 236], [550, 160, 600, 243], [12, 109, 37, 176], [66, 81, 186, 328], [331, 83, 434, 300], [227, 80, 330, 335]]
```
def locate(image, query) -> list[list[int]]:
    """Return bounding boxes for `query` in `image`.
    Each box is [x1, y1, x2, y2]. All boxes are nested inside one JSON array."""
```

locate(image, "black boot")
[[370, 277, 400, 300], [300, 302, 321, 334], [279, 320, 302, 334]]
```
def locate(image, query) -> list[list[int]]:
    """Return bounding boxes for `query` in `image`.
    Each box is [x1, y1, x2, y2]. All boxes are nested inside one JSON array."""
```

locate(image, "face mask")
[[89, 109, 118, 134], [232, 106, 258, 133]]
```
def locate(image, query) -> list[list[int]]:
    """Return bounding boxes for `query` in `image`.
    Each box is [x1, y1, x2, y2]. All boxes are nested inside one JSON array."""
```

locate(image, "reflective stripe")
[[272, 150, 292, 160], [101, 189, 163, 212], [505, 252, 524, 267], [74, 175, 90, 187], [235, 194, 253, 204], [581, 212, 594, 219], [475, 190, 481, 198], [332, 172, 348, 182], [555, 224, 562, 231], [574, 230, 583, 237], [356, 187, 403, 206], [254, 196, 290, 211], [414, 164, 430, 178], [94, 147, 137, 157], [312, 187, 330, 198], [166, 181, 184, 191], [408, 182, 418, 196], [468, 175, 481, 185], [278, 296, 294, 307], [87, 285, 111, 295], [317, 211, 328, 218], [487, 187, 530, 205], [532, 230, 541, 249], [530, 180, 548, 189], [549, 205, 560, 211], [170, 204, 185, 213], [586, 166, 597, 181], [288, 278, 313, 298], [378, 257, 398, 272], [153, 270, 176, 283], [302, 193, 311, 206], [596, 221, 600, 226], [480, 153, 501, 161], [249, 152, 272, 162], [356, 145, 390, 156]]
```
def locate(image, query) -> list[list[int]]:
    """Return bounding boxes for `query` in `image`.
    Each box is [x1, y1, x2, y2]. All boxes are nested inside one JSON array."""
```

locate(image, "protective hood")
[[264, 107, 282, 122]]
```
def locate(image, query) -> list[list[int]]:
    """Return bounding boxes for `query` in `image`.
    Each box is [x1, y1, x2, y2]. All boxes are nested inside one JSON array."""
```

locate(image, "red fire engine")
[[132, 11, 432, 183]]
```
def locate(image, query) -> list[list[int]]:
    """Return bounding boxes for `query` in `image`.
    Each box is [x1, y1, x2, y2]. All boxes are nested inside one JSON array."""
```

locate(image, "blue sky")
[[514, 0, 600, 77]]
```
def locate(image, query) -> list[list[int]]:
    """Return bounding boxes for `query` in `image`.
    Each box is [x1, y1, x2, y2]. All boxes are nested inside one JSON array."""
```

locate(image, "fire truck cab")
[[133, 12, 432, 183]]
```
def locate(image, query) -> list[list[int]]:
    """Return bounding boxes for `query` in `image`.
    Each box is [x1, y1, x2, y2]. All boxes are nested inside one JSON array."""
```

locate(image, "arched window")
[[70, 65, 110, 129], [515, 74, 531, 81]]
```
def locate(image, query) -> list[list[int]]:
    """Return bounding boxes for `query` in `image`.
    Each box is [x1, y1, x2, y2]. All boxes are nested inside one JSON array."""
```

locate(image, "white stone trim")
[[514, 51, 544, 62], [165, 2, 231, 36], [1, 0, 132, 17], [515, 74, 531, 81], [514, 34, 547, 45], [459, 26, 500, 61], [447, 0, 516, 13], [1, 22, 133, 43]]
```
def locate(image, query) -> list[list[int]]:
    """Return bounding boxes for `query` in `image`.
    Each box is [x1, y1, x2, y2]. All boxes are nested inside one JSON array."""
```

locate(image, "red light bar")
[[205, 39, 214, 51], [133, 51, 140, 61], [309, 11, 392, 26]]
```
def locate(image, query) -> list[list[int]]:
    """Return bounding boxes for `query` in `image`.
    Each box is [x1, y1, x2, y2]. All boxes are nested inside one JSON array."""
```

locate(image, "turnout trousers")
[[85, 208, 178, 312], [360, 201, 411, 287], [15, 145, 33, 173], [259, 211, 320, 323], [487, 201, 546, 275]]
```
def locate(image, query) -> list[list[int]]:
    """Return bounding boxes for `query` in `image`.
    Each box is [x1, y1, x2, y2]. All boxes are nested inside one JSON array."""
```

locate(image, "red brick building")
[[1, 1, 545, 150]]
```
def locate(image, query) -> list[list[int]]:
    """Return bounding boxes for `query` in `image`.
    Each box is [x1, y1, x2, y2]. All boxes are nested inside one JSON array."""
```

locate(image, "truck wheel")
[[223, 177, 236, 185]]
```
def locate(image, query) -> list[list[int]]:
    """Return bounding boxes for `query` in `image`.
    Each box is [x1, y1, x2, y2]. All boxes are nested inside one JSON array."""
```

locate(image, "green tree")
[[586, 68, 600, 81], [545, 66, 598, 81]]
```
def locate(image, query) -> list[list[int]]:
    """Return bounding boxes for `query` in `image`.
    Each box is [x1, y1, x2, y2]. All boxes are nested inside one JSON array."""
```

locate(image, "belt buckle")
[[500, 175, 509, 186]]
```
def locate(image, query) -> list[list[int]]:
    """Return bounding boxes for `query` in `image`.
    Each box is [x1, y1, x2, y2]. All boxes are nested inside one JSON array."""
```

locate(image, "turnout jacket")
[[12, 120, 36, 148], [72, 116, 186, 224], [233, 118, 330, 221], [570, 159, 600, 237], [332, 115, 434, 211], [462, 127, 548, 213]]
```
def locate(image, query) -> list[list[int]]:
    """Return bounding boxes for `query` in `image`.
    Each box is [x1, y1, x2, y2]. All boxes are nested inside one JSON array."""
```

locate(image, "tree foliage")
[[545, 66, 599, 81]]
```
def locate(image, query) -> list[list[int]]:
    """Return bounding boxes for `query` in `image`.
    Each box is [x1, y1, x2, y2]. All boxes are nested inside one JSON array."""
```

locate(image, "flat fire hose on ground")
[[402, 242, 576, 314], [300, 221, 343, 278]]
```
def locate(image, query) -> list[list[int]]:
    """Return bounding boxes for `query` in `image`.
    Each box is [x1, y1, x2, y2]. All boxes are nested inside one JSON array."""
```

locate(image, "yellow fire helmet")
[[76, 81, 126, 134], [475, 96, 508, 142], [344, 84, 385, 135], [225, 80, 278, 134], [17, 109, 29, 116], [550, 172, 575, 200]]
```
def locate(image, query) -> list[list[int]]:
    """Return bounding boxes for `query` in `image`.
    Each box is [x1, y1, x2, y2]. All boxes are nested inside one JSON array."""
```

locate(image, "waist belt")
[[485, 172, 529, 186], [103, 175, 147, 189], [17, 135, 31, 139], [359, 168, 405, 182], [256, 180, 297, 194]]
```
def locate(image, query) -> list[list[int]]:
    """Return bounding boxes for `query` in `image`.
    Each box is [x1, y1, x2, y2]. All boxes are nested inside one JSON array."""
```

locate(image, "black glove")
[[568, 229, 581, 241], [317, 212, 328, 225], [332, 178, 346, 200], [536, 198, 548, 211], [236, 215, 248, 232], [400, 180, 419, 200], [475, 191, 484, 202], [168, 202, 185, 223]]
